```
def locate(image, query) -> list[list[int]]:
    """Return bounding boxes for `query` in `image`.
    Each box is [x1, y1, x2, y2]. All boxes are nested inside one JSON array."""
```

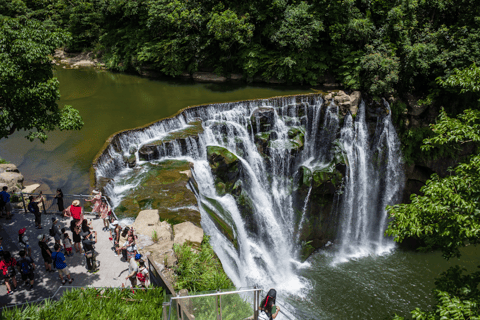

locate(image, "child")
[[62, 229, 73, 257], [136, 260, 149, 288]]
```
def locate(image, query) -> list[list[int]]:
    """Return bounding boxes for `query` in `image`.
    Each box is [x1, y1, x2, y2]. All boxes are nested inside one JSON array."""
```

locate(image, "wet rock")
[[333, 90, 362, 116], [22, 184, 41, 194], [200, 197, 236, 246], [250, 107, 276, 132], [173, 222, 204, 246], [124, 154, 136, 168], [207, 146, 242, 195], [406, 93, 429, 116]]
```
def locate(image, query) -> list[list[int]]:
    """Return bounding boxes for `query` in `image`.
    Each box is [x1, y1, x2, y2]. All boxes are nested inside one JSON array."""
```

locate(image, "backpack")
[[20, 258, 33, 275], [5, 260, 15, 277], [49, 227, 56, 237]]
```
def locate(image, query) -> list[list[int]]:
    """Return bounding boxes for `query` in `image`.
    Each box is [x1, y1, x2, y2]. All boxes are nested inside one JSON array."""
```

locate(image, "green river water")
[[1, 66, 479, 319]]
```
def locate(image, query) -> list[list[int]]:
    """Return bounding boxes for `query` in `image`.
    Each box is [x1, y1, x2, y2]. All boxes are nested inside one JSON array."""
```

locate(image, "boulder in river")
[[0, 164, 24, 193]]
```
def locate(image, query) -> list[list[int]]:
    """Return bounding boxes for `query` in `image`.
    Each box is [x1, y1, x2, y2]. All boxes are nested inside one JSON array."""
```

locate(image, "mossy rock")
[[250, 107, 275, 132], [207, 146, 242, 194], [116, 160, 201, 226], [200, 197, 236, 248]]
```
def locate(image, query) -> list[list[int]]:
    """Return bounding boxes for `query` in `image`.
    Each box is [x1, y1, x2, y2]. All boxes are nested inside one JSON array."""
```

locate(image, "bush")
[[174, 235, 233, 293]]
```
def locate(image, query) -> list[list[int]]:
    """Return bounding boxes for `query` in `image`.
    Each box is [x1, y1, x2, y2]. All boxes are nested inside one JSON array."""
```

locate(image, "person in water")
[[259, 289, 280, 320]]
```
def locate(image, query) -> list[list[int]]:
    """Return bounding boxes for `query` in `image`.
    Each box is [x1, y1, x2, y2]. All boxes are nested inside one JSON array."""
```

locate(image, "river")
[[1, 66, 479, 319]]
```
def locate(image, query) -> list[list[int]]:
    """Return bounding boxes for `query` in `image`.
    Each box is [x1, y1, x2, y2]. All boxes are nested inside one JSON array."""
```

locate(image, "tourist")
[[52, 244, 74, 284], [0, 236, 4, 260], [86, 190, 102, 216], [37, 234, 54, 272], [99, 200, 110, 231], [18, 228, 32, 257], [0, 251, 17, 294], [18, 250, 35, 289], [81, 219, 92, 234], [63, 204, 72, 218], [51, 218, 62, 246], [110, 220, 122, 256], [136, 259, 149, 288], [0, 186, 13, 219], [34, 191, 46, 212], [81, 230, 98, 272], [70, 200, 83, 225], [62, 229, 73, 257], [119, 235, 138, 261], [54, 188, 64, 212], [125, 254, 139, 287], [259, 289, 280, 320], [72, 222, 82, 253], [28, 196, 42, 229]]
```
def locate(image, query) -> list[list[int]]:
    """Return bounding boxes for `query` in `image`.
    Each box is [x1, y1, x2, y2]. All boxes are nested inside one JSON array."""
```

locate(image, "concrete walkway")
[[0, 209, 132, 308]]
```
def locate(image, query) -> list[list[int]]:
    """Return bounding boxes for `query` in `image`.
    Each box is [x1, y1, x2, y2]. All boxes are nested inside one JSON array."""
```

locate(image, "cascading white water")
[[94, 95, 404, 302], [335, 101, 404, 262]]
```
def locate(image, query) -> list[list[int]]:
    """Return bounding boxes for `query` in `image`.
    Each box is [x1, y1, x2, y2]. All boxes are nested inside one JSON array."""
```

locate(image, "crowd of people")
[[0, 189, 150, 296]]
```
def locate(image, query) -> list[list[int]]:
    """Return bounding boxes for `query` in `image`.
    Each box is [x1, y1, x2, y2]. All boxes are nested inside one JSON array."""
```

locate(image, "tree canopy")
[[0, 17, 83, 142]]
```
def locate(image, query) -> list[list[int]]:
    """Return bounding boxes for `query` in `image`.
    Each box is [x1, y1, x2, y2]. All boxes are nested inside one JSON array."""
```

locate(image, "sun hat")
[[52, 217, 58, 223], [92, 190, 99, 194], [72, 200, 80, 206], [111, 221, 118, 226], [37, 234, 45, 241], [18, 228, 26, 235], [135, 254, 142, 260]]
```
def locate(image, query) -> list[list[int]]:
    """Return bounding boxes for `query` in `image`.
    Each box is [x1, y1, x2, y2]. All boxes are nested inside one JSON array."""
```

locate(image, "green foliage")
[[437, 63, 480, 94], [387, 108, 480, 259], [392, 266, 480, 320], [0, 157, 9, 164], [0, 17, 83, 142], [2, 287, 165, 319], [174, 235, 233, 293]]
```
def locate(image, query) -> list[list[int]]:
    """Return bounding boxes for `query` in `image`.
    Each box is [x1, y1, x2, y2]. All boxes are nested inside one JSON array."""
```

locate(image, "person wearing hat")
[[70, 200, 83, 225], [125, 253, 142, 287], [37, 234, 54, 272], [51, 218, 62, 246], [18, 228, 32, 257], [86, 190, 102, 216], [28, 196, 42, 229]]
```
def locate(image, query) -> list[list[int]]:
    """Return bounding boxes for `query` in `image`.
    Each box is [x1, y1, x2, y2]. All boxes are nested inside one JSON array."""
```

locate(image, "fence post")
[[253, 287, 258, 320], [163, 302, 169, 320], [41, 197, 46, 215], [219, 292, 222, 320], [21, 193, 27, 213]]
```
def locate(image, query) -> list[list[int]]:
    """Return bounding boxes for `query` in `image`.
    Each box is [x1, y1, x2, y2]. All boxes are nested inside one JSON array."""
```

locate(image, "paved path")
[[0, 209, 132, 307]]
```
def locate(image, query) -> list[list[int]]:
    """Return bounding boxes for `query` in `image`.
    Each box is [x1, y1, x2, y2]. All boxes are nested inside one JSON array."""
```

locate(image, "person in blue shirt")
[[52, 244, 74, 285], [0, 186, 12, 219]]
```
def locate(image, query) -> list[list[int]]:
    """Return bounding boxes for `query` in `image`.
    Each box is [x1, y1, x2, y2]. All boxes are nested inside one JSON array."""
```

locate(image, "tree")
[[387, 64, 480, 319], [0, 17, 83, 142]]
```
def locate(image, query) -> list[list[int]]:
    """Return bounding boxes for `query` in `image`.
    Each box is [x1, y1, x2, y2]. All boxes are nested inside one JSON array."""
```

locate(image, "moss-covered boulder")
[[207, 146, 243, 196], [116, 160, 201, 226], [200, 197, 237, 248]]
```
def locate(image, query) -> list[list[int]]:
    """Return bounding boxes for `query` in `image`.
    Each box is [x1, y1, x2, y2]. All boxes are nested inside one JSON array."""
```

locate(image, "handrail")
[[171, 288, 262, 300], [16, 192, 119, 222]]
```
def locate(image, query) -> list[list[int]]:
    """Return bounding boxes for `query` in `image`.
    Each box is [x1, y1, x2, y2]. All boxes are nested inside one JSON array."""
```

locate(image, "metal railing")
[[12, 192, 119, 221]]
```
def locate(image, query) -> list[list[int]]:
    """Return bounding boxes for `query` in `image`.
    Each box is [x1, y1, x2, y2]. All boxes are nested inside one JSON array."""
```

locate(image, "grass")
[[0, 157, 9, 164], [2, 287, 165, 319], [173, 235, 233, 293], [152, 230, 159, 242]]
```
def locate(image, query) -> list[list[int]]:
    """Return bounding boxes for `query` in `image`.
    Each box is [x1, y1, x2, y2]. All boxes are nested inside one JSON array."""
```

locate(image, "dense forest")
[[0, 0, 479, 99]]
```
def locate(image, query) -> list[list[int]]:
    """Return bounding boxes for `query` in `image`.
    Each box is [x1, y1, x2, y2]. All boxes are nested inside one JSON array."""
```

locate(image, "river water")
[[1, 67, 479, 319]]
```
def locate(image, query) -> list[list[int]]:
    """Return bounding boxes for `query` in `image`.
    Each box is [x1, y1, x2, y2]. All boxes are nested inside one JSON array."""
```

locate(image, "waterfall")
[[335, 101, 404, 262], [93, 94, 404, 296]]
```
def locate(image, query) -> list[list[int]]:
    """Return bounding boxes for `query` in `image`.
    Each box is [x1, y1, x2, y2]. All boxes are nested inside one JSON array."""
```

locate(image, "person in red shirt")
[[0, 251, 17, 294], [70, 200, 83, 226]]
